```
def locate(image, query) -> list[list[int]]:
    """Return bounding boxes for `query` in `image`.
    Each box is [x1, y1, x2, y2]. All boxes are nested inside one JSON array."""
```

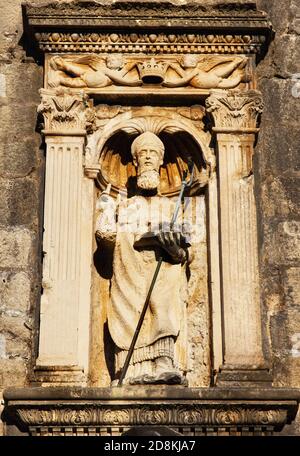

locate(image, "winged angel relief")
[[48, 54, 250, 90]]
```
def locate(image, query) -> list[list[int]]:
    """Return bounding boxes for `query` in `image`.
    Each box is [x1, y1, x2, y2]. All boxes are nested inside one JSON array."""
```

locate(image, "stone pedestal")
[[206, 91, 272, 386], [3, 386, 300, 436]]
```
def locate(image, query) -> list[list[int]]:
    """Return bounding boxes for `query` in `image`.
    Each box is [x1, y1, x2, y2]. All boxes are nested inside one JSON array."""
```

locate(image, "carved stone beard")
[[137, 169, 160, 190]]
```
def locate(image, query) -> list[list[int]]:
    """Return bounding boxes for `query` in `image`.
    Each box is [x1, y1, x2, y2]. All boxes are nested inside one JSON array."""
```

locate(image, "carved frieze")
[[35, 32, 267, 55], [13, 404, 289, 429], [46, 54, 251, 91]]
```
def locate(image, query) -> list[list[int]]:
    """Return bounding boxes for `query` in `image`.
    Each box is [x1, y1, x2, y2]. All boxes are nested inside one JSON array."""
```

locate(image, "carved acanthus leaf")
[[38, 89, 89, 134], [206, 90, 263, 131], [14, 405, 289, 428]]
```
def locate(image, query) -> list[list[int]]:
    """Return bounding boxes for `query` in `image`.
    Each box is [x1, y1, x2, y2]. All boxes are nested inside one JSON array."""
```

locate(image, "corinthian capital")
[[38, 89, 90, 135], [206, 90, 263, 133]]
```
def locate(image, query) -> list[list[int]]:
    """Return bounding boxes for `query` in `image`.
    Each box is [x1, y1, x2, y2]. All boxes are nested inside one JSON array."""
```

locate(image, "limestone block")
[[4, 63, 42, 103], [0, 308, 28, 335], [271, 35, 300, 77], [0, 74, 6, 106], [0, 228, 33, 269], [258, 79, 300, 125], [257, 0, 291, 33], [0, 137, 39, 180], [0, 271, 31, 312], [284, 267, 300, 307], [3, 334, 29, 361], [0, 179, 40, 226], [262, 221, 300, 266], [256, 118, 300, 175], [279, 222, 299, 263], [0, 359, 27, 388], [259, 177, 298, 219], [0, 335, 6, 359], [289, 0, 300, 35]]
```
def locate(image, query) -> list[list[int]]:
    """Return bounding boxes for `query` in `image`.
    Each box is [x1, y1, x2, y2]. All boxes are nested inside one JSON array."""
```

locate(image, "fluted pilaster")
[[35, 90, 93, 385], [206, 90, 271, 385]]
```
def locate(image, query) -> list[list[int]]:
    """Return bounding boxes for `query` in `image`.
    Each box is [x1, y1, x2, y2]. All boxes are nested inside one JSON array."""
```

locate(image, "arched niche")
[[88, 112, 217, 388], [96, 130, 209, 197]]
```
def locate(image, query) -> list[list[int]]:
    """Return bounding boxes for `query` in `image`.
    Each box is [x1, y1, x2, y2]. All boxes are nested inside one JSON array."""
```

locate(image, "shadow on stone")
[[122, 426, 182, 436]]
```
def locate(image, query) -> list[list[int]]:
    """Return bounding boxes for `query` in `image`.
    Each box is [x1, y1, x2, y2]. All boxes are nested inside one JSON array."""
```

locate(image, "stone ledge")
[[3, 387, 300, 436]]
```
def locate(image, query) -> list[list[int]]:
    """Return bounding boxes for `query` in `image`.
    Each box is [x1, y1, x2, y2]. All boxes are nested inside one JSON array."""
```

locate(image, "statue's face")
[[134, 146, 163, 191], [182, 55, 198, 69], [135, 147, 162, 174]]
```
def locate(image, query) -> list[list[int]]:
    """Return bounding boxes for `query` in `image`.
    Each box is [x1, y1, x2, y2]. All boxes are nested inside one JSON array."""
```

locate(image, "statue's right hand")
[[96, 184, 116, 211]]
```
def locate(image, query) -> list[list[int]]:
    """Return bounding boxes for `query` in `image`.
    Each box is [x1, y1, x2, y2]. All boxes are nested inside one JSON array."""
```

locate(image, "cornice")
[[23, 1, 273, 56], [4, 386, 300, 435]]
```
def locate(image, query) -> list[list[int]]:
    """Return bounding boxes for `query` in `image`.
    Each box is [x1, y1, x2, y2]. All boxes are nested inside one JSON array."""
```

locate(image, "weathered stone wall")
[[0, 0, 299, 435], [0, 0, 45, 436], [255, 0, 300, 435]]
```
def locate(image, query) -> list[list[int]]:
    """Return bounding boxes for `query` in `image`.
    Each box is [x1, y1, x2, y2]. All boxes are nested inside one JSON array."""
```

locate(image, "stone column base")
[[216, 365, 273, 387], [33, 365, 86, 387], [3, 386, 300, 436]]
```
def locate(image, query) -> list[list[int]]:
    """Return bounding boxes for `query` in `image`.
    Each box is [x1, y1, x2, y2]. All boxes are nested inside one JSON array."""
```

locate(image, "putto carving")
[[47, 54, 251, 91], [38, 89, 89, 134], [163, 55, 249, 89], [206, 90, 263, 131], [48, 55, 141, 89]]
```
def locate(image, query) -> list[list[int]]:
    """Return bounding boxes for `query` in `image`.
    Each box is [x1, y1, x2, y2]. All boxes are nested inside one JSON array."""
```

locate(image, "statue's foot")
[[154, 370, 187, 385], [127, 371, 187, 386], [128, 374, 156, 385]]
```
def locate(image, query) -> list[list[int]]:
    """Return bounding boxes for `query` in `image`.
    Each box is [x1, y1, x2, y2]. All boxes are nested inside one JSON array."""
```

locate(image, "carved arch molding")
[[3, 1, 300, 437]]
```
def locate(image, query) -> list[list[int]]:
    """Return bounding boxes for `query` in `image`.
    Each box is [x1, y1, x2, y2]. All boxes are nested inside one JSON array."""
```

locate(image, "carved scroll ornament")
[[38, 89, 89, 135], [206, 89, 264, 131]]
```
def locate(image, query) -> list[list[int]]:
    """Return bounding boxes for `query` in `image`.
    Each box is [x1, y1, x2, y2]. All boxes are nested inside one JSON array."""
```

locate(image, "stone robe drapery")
[[99, 195, 188, 371]]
